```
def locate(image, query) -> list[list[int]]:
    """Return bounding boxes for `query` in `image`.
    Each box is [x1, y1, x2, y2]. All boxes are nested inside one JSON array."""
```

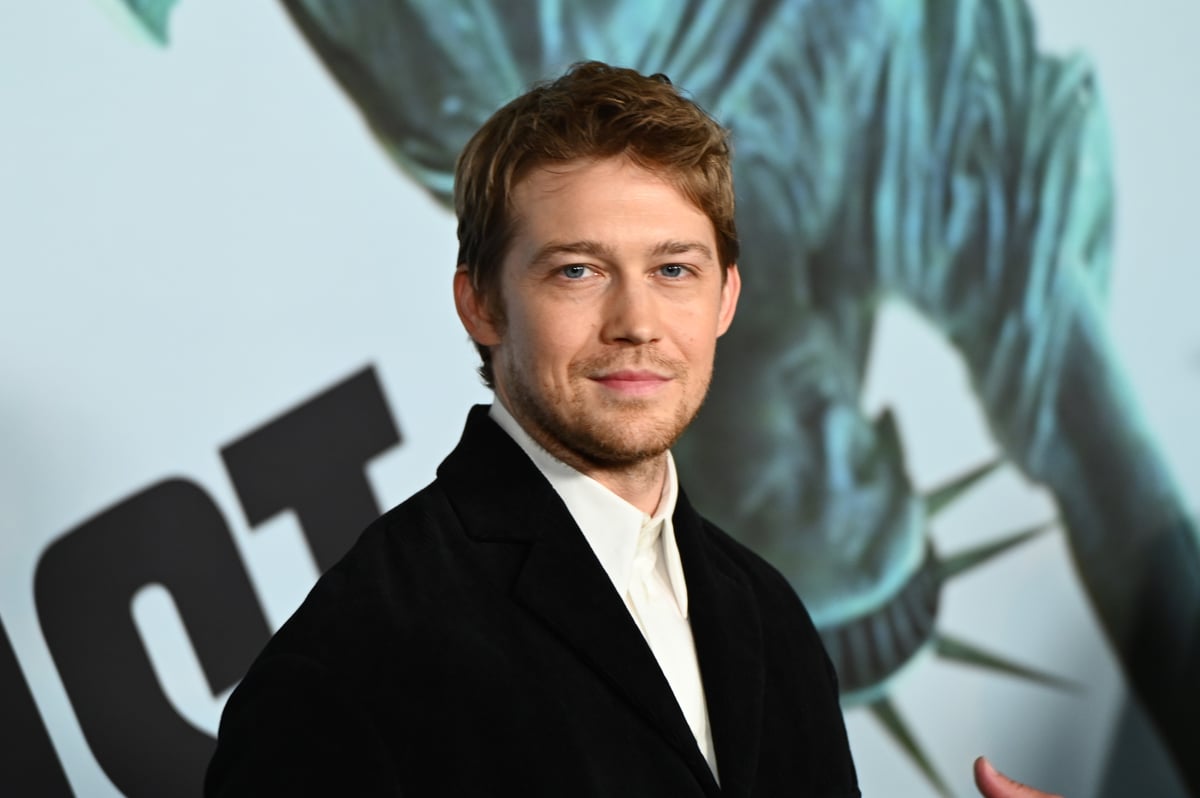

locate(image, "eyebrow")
[[529, 239, 715, 265], [651, 240, 715, 261], [531, 240, 614, 265]]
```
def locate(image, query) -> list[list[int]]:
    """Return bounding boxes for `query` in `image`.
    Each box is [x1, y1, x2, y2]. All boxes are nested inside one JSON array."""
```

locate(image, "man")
[[206, 62, 1057, 798]]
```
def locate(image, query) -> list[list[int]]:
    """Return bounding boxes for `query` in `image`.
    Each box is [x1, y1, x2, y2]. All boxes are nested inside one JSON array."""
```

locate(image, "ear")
[[716, 264, 741, 337], [454, 266, 502, 346]]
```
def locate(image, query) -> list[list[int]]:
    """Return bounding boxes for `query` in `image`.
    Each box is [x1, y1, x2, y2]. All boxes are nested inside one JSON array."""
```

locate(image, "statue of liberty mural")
[[131, 0, 1200, 792]]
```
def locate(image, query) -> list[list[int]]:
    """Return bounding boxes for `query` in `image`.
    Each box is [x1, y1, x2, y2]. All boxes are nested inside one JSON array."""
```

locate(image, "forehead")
[[507, 157, 714, 243]]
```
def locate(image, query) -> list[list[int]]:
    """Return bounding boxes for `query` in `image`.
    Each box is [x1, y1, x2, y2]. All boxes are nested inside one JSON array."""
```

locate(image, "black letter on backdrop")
[[0, 615, 72, 796], [35, 479, 271, 797], [222, 366, 401, 573]]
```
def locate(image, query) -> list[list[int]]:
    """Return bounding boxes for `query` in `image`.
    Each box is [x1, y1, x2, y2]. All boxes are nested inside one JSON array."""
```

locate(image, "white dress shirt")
[[489, 402, 718, 777]]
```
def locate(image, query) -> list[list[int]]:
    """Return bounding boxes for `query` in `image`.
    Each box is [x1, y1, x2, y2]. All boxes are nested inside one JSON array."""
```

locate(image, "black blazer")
[[206, 406, 859, 797]]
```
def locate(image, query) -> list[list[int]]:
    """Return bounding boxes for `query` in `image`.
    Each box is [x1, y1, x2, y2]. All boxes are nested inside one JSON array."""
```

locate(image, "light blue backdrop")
[[2, 1, 1197, 795]]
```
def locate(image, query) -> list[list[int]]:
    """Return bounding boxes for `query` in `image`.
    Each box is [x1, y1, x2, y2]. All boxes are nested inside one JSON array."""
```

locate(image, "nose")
[[600, 277, 661, 345]]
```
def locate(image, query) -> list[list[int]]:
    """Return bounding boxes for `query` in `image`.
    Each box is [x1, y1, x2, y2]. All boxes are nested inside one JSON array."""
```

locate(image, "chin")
[[570, 417, 687, 466]]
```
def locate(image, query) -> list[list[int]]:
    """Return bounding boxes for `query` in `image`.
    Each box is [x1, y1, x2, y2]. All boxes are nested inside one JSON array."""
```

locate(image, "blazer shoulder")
[[695, 515, 811, 610], [254, 477, 467, 657], [689, 514, 837, 675]]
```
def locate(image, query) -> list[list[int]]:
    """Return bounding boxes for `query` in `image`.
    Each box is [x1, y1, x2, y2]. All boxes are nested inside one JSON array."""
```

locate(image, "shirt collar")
[[489, 401, 689, 617]]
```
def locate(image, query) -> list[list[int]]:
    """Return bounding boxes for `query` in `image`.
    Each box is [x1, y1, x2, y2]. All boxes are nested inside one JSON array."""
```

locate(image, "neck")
[[528, 428, 668, 516], [572, 455, 667, 516]]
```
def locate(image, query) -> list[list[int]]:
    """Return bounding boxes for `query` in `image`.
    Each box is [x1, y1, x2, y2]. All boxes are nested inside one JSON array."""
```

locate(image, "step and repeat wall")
[[3, 1, 1197, 795]]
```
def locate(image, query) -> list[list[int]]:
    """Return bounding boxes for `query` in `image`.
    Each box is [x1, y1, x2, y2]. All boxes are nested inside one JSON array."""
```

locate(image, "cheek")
[[673, 316, 718, 357], [503, 318, 576, 378], [680, 333, 720, 384], [522, 313, 597, 363]]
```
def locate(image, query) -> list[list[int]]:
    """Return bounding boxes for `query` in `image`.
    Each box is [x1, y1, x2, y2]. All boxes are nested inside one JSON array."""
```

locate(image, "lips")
[[590, 369, 673, 397]]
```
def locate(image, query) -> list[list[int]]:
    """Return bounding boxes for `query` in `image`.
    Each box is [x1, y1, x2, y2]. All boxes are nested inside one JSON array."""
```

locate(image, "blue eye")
[[562, 265, 589, 279], [660, 264, 686, 278]]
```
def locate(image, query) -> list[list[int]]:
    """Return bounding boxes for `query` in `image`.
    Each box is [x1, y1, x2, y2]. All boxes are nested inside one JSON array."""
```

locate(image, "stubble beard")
[[501, 350, 709, 472]]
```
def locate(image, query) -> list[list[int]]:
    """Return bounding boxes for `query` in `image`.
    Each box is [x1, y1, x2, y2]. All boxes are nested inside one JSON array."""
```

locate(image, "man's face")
[[456, 156, 740, 470]]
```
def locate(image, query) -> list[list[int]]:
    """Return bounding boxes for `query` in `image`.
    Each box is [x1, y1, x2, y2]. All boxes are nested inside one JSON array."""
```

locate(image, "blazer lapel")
[[674, 490, 766, 798], [511, 523, 718, 782], [437, 407, 719, 791]]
